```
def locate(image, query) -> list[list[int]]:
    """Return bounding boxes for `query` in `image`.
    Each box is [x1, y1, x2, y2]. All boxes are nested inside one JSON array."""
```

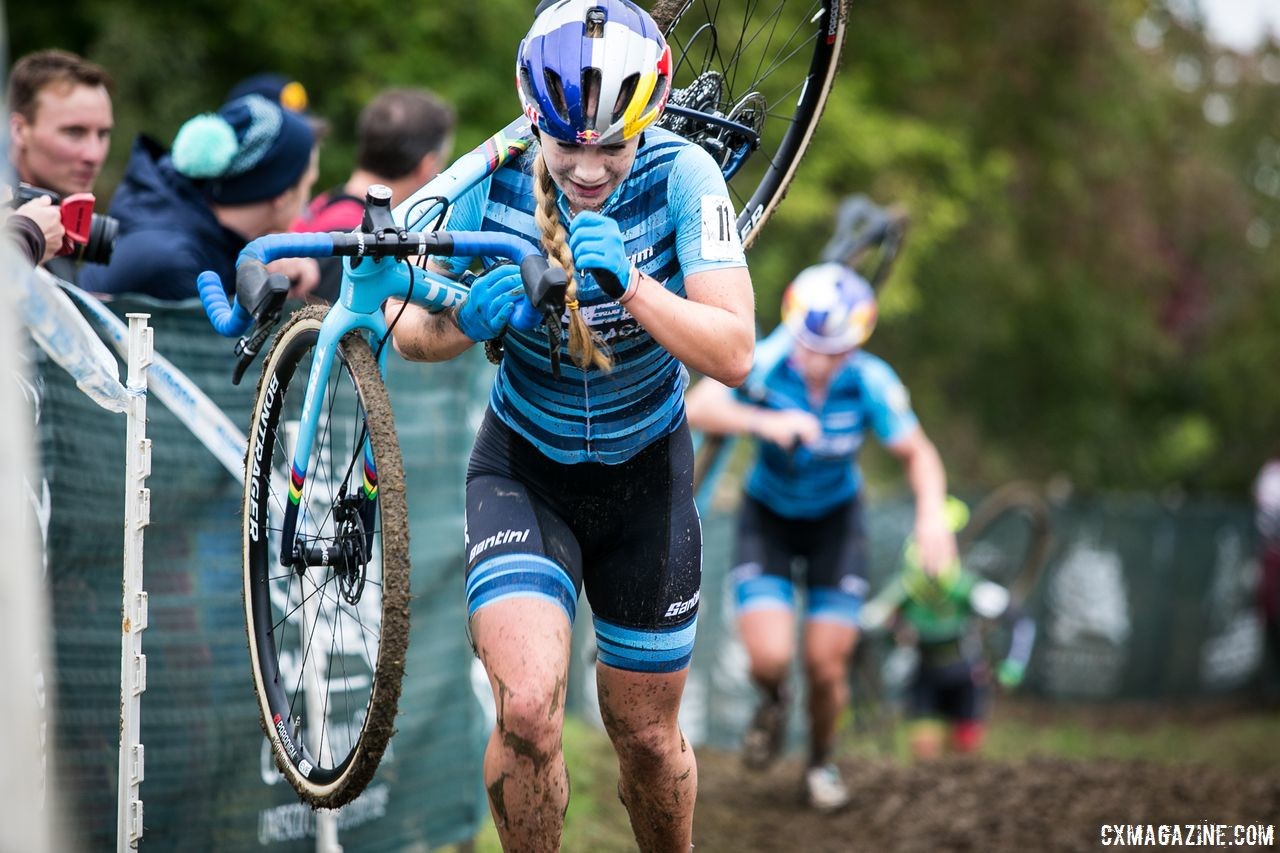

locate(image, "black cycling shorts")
[[463, 408, 701, 673], [908, 658, 985, 722], [730, 494, 869, 625]]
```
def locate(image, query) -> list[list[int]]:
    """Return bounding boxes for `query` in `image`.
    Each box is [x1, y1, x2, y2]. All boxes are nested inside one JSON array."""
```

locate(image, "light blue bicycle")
[[200, 0, 848, 808]]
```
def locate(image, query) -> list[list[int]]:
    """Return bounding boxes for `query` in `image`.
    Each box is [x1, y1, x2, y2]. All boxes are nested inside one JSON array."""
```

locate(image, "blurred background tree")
[[9, 0, 1277, 496]]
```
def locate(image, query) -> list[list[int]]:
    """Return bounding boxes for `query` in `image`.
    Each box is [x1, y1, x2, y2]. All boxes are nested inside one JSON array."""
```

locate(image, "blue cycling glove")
[[568, 211, 632, 300], [454, 264, 525, 342]]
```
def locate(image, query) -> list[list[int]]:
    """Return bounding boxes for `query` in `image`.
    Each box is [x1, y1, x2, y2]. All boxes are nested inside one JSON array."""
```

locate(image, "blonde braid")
[[533, 151, 612, 372]]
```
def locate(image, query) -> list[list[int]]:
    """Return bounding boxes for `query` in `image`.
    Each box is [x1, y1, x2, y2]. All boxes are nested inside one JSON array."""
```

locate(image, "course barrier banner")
[[62, 284, 249, 480], [23, 267, 132, 413], [39, 296, 491, 852]]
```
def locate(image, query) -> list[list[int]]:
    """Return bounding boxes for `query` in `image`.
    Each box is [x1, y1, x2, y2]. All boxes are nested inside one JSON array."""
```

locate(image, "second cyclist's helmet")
[[517, 0, 672, 145], [781, 263, 878, 355]]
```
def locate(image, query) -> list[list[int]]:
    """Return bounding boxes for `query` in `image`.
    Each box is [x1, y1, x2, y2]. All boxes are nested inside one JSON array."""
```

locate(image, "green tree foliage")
[[8, 1, 1276, 494], [760, 0, 1279, 494]]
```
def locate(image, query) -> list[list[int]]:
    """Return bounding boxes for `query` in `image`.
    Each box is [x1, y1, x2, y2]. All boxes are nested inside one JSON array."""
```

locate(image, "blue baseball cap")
[[226, 73, 311, 114]]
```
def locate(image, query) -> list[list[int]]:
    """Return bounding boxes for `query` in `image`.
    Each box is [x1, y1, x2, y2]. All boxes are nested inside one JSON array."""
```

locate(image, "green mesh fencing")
[[1030, 496, 1260, 701], [38, 296, 490, 852]]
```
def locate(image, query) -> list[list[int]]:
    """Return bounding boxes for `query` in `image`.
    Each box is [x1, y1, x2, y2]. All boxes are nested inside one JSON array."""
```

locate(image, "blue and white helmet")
[[517, 0, 672, 145], [781, 263, 878, 354]]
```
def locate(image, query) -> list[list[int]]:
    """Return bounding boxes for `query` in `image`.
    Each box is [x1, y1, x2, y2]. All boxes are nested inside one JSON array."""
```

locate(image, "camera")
[[13, 182, 118, 264]]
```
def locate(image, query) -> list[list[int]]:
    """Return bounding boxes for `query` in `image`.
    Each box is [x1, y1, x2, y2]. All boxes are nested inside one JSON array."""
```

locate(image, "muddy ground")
[[689, 703, 1280, 852], [692, 752, 1279, 851]]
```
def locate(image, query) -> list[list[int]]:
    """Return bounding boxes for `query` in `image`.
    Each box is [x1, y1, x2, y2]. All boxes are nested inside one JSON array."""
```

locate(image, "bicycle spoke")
[[270, 567, 329, 637], [660, 0, 843, 245], [288, 574, 334, 718]]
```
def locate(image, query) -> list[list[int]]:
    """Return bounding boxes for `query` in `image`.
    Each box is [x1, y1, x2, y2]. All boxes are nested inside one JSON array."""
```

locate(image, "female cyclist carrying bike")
[[684, 263, 954, 812], [352, 1, 754, 849]]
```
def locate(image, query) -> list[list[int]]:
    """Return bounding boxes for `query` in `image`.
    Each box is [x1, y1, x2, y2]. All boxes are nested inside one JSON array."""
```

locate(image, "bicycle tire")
[[651, 0, 848, 249], [958, 481, 1053, 605], [242, 304, 411, 808]]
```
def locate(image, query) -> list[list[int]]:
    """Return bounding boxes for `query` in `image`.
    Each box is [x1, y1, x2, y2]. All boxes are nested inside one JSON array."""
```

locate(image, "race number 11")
[[701, 195, 743, 261]]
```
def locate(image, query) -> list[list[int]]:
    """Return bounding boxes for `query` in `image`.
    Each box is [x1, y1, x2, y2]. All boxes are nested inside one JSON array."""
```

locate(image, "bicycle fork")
[[278, 318, 382, 603]]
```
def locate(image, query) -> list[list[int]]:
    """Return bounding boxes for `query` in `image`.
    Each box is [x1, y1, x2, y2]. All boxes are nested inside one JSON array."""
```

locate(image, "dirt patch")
[[692, 747, 1280, 852]]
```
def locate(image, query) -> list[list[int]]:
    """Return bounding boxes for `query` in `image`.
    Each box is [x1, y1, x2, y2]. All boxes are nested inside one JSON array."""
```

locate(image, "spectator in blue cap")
[[227, 72, 311, 115], [81, 94, 320, 300], [226, 71, 330, 138]]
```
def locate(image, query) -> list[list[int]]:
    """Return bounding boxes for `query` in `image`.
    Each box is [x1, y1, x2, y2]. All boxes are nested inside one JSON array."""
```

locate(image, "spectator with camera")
[[6, 195, 65, 267], [79, 93, 320, 301], [6, 48, 114, 278]]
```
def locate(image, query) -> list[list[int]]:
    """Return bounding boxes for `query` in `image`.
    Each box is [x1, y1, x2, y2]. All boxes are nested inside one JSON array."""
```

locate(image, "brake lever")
[[545, 309, 563, 379], [232, 312, 281, 385], [230, 268, 293, 381]]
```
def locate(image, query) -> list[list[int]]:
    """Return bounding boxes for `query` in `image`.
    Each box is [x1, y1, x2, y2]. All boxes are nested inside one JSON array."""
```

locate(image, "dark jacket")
[[7, 214, 45, 267], [80, 136, 246, 300]]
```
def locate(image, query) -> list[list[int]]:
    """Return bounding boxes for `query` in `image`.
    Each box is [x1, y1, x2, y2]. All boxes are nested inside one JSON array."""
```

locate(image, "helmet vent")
[[518, 66, 537, 106], [586, 7, 606, 37], [581, 68, 602, 124], [644, 73, 668, 116], [544, 69, 571, 124], [614, 73, 639, 123]]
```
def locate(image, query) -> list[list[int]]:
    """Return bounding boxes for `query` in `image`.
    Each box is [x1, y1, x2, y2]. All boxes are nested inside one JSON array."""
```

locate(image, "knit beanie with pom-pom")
[[171, 94, 314, 205]]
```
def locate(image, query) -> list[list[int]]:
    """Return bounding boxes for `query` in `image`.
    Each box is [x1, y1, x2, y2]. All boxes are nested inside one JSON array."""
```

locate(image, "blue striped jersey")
[[735, 325, 919, 519], [439, 127, 747, 464]]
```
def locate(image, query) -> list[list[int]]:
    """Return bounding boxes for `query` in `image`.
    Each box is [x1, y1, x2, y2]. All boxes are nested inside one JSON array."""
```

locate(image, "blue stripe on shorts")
[[465, 553, 577, 622], [735, 574, 795, 613], [806, 587, 863, 627], [593, 614, 698, 673]]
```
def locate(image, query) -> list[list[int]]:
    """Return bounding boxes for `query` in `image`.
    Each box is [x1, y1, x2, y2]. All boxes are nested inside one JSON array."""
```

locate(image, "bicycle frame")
[[201, 116, 542, 567], [393, 116, 534, 233], [282, 118, 537, 564]]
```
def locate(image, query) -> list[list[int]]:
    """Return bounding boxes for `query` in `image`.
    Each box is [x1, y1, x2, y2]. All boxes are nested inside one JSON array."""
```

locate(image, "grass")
[[842, 696, 1280, 773], [982, 700, 1280, 775]]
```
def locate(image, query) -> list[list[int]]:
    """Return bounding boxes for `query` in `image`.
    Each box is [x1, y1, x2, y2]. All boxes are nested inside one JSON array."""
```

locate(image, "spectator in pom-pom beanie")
[[80, 94, 319, 300]]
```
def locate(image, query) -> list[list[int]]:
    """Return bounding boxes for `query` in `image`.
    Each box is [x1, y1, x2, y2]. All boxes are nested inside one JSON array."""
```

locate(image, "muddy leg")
[[596, 663, 696, 852], [472, 599, 573, 853], [802, 621, 857, 765]]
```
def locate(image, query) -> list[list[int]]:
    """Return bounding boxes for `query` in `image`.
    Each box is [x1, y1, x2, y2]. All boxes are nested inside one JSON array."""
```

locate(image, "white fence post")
[[117, 314, 153, 852]]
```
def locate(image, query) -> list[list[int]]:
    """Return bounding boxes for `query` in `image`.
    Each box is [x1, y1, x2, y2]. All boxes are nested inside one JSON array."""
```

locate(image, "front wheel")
[[652, 0, 848, 248], [242, 304, 411, 808]]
